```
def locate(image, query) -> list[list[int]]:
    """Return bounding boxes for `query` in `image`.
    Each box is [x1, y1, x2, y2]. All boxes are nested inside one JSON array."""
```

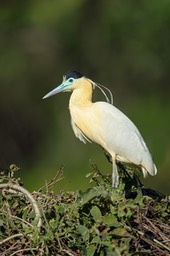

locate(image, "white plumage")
[[43, 71, 157, 187]]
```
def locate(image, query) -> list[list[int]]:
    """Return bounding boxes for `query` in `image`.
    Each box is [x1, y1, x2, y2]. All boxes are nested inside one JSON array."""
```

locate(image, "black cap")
[[65, 70, 84, 80]]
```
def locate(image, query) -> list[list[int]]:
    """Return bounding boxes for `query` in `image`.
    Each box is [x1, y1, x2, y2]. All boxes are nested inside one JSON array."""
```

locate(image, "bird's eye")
[[68, 78, 74, 83]]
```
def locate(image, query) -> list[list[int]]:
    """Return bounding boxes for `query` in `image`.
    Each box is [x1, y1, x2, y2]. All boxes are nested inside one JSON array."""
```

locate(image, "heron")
[[43, 71, 157, 187]]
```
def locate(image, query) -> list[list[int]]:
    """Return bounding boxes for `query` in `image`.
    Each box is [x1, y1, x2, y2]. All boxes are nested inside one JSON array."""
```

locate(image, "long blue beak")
[[43, 83, 66, 99]]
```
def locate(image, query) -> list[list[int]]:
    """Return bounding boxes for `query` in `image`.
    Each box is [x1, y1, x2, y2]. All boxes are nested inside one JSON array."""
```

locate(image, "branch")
[[0, 183, 42, 228], [0, 233, 23, 246], [137, 230, 170, 252]]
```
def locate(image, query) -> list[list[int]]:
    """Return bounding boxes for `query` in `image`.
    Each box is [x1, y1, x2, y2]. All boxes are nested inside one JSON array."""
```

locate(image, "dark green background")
[[0, 0, 169, 194]]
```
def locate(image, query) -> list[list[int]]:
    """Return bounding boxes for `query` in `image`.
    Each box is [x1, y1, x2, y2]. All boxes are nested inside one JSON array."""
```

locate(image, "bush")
[[0, 164, 169, 255]]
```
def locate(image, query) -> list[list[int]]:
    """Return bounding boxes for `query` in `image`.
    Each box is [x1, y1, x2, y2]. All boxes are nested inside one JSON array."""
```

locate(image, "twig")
[[0, 183, 42, 228], [10, 247, 44, 256], [137, 230, 170, 252], [38, 167, 64, 192], [144, 216, 168, 242], [61, 249, 77, 256], [0, 233, 23, 246], [1, 212, 34, 228]]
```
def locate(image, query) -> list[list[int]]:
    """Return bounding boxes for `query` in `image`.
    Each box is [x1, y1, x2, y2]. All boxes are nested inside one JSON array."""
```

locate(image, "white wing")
[[93, 102, 157, 176]]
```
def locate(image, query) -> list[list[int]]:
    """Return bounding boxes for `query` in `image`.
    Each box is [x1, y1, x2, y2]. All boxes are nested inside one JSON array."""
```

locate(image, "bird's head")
[[43, 71, 88, 99], [43, 70, 113, 104]]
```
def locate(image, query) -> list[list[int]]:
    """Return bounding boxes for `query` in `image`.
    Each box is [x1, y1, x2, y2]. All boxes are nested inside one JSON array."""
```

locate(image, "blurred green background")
[[0, 0, 169, 194]]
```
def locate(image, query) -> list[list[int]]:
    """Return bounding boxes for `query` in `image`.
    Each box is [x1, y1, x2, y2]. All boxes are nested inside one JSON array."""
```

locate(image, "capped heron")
[[43, 71, 157, 187]]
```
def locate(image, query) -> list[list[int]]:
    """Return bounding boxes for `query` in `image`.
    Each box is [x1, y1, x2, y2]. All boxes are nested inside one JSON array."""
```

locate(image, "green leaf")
[[91, 235, 101, 244], [85, 172, 94, 178], [85, 244, 96, 256], [103, 214, 119, 227], [112, 228, 128, 237], [100, 237, 116, 248], [77, 186, 105, 206], [90, 206, 102, 222], [77, 224, 89, 242]]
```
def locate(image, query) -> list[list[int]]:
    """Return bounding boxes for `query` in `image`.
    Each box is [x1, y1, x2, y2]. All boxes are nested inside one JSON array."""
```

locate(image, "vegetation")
[[0, 164, 169, 255], [0, 1, 170, 193]]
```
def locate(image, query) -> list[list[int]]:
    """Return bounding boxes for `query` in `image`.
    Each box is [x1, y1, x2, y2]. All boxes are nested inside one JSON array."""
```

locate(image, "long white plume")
[[89, 79, 114, 105]]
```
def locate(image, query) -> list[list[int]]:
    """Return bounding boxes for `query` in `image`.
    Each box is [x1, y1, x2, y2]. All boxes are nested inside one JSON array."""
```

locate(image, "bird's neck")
[[69, 80, 93, 107]]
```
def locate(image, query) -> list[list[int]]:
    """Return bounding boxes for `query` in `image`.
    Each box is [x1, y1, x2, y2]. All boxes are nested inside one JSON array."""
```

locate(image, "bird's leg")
[[112, 160, 119, 188], [104, 151, 119, 187]]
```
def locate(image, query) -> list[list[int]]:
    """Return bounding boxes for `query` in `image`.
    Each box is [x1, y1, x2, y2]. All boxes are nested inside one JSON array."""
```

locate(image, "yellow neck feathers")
[[69, 78, 93, 106]]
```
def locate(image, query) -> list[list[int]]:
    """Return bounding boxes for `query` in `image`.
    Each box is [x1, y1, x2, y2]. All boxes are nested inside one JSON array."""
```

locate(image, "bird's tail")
[[142, 163, 157, 178]]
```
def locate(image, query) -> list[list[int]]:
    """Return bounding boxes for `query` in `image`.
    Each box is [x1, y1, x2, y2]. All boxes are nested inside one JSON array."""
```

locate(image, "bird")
[[43, 71, 157, 187]]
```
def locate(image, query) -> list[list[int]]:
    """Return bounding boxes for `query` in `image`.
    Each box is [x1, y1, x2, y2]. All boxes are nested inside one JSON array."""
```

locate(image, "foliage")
[[0, 164, 169, 256]]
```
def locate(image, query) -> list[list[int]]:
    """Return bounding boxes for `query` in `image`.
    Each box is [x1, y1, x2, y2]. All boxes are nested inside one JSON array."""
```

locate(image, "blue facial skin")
[[43, 71, 84, 99], [42, 78, 74, 99]]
